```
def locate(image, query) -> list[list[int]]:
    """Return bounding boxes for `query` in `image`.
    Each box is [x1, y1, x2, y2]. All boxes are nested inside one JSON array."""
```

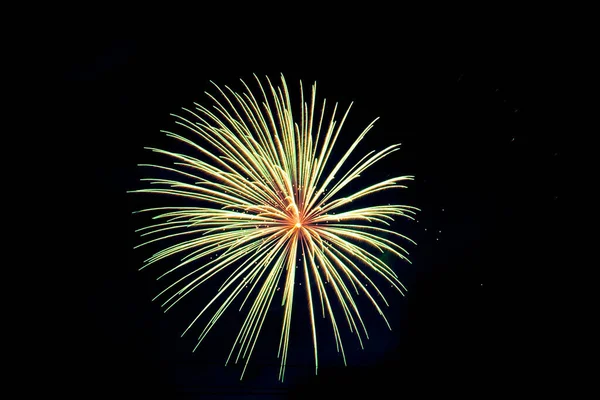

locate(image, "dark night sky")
[[38, 26, 570, 398]]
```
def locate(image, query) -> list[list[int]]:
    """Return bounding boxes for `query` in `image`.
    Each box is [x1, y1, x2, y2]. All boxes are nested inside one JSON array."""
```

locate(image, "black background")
[[35, 23, 570, 398]]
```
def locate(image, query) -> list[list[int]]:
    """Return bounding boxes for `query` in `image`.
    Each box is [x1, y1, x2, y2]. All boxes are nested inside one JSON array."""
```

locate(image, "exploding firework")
[[131, 74, 418, 380]]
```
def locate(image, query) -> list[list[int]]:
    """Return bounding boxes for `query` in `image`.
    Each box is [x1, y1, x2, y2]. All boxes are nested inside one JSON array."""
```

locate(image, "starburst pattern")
[[131, 74, 418, 380]]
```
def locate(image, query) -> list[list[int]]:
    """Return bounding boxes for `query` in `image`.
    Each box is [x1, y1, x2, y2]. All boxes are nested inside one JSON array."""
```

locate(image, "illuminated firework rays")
[[131, 74, 418, 381]]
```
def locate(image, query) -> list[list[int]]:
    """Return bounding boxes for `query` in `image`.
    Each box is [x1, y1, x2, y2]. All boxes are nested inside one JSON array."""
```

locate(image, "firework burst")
[[131, 74, 418, 380]]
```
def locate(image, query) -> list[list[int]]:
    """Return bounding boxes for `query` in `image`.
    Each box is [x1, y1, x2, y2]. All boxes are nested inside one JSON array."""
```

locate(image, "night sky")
[[43, 31, 568, 398]]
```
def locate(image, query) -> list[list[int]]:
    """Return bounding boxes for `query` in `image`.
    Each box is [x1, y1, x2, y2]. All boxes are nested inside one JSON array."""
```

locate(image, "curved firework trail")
[[131, 74, 418, 381]]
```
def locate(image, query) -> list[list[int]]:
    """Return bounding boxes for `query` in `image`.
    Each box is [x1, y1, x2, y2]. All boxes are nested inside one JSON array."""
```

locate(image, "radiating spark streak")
[[300, 237, 318, 375], [130, 74, 418, 381]]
